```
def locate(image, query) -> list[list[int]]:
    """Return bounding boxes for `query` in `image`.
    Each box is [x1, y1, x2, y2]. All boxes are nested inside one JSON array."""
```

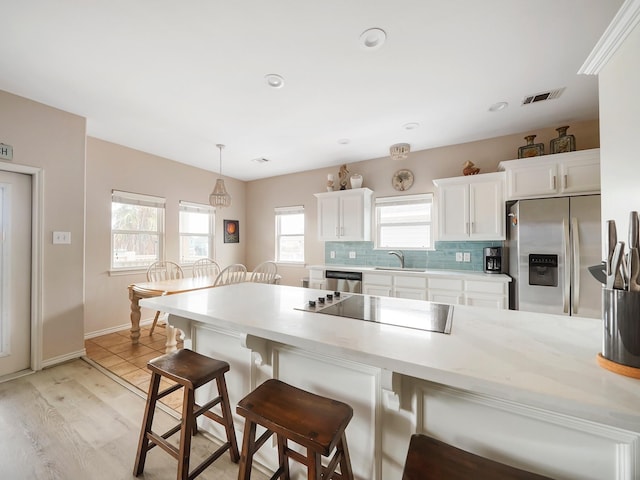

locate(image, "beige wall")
[[599, 20, 640, 242], [246, 120, 600, 286], [85, 138, 246, 335], [0, 88, 605, 351], [0, 90, 86, 363]]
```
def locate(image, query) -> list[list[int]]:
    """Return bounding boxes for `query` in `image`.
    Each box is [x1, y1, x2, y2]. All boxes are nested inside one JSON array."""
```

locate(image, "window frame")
[[274, 205, 305, 264], [178, 200, 215, 265], [110, 190, 166, 272], [374, 193, 434, 250]]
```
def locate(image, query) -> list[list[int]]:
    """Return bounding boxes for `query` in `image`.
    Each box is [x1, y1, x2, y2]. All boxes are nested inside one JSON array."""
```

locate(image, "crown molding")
[[578, 0, 640, 75]]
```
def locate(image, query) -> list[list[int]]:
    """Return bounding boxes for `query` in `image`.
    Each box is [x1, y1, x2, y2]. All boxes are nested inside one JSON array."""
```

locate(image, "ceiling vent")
[[522, 87, 565, 105]]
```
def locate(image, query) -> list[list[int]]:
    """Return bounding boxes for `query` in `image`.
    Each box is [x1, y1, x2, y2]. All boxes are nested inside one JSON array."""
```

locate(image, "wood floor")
[[0, 353, 268, 479]]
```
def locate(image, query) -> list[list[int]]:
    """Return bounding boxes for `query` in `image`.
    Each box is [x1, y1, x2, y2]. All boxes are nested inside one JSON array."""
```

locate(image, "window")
[[179, 201, 215, 264], [111, 190, 165, 270], [375, 194, 433, 249], [275, 206, 304, 263]]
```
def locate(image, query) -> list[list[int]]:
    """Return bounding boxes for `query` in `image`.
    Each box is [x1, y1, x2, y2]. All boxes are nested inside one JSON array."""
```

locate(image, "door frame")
[[0, 162, 43, 373]]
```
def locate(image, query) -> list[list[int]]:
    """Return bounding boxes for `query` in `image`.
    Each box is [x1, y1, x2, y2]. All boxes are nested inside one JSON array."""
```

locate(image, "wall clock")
[[392, 169, 414, 191]]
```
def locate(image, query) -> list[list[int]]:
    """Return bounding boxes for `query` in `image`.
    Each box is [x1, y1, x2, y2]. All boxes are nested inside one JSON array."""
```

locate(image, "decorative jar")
[[518, 134, 545, 158], [550, 126, 576, 154], [350, 174, 363, 189]]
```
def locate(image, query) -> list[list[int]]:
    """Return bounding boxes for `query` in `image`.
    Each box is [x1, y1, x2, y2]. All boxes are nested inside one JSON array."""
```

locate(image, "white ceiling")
[[0, 1, 622, 181]]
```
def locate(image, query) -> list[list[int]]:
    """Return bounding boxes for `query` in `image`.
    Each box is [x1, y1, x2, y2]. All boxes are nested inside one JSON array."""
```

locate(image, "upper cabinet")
[[498, 148, 600, 200], [433, 172, 506, 241], [314, 188, 373, 241]]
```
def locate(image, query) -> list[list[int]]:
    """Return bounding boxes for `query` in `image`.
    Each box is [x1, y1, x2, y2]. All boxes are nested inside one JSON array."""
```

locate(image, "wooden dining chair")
[[213, 264, 247, 287], [249, 261, 278, 284], [146, 261, 184, 335], [401, 434, 553, 480], [192, 258, 220, 278]]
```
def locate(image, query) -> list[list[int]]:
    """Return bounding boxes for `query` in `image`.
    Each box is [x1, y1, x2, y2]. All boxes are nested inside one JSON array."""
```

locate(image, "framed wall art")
[[223, 219, 239, 243]]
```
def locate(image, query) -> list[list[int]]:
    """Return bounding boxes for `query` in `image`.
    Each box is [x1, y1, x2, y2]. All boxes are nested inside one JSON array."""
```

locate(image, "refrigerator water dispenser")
[[528, 254, 558, 287]]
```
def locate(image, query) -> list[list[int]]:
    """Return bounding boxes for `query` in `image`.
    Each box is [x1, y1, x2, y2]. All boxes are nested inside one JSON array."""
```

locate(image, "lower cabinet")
[[428, 289, 464, 304], [363, 273, 429, 300], [362, 273, 393, 296], [188, 323, 639, 480], [394, 275, 428, 300], [404, 379, 638, 480], [308, 268, 326, 289], [427, 278, 464, 305], [363, 284, 393, 296], [464, 279, 508, 309], [363, 272, 508, 308]]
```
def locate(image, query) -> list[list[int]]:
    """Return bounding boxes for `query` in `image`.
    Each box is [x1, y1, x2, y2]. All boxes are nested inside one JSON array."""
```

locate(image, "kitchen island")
[[140, 283, 640, 480]]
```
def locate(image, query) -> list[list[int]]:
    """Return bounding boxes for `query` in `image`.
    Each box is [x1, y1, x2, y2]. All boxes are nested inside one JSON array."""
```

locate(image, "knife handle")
[[629, 211, 639, 249], [606, 220, 617, 276]]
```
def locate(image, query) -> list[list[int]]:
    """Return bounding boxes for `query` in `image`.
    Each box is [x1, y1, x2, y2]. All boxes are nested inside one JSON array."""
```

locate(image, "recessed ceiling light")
[[264, 74, 285, 88], [489, 101, 509, 112], [337, 138, 350, 145], [403, 122, 420, 130], [359, 28, 386, 50], [252, 157, 269, 164]]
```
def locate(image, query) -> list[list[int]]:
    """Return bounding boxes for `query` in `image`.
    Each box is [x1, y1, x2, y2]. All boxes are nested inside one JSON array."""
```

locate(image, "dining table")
[[128, 272, 281, 351]]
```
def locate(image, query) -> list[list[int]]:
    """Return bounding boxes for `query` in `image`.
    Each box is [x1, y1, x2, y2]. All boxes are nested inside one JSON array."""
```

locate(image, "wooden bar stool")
[[236, 379, 355, 480], [402, 434, 554, 480], [133, 349, 239, 480]]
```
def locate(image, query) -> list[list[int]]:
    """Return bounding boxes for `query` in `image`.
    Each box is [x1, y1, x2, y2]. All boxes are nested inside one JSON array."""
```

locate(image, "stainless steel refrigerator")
[[507, 195, 602, 318]]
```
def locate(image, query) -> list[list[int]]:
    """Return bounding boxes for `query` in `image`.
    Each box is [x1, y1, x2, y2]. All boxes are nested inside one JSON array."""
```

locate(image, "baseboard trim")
[[41, 349, 86, 369], [84, 317, 156, 340]]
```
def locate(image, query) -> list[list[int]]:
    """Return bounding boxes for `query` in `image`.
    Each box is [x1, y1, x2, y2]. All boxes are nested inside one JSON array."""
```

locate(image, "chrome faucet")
[[388, 250, 405, 269]]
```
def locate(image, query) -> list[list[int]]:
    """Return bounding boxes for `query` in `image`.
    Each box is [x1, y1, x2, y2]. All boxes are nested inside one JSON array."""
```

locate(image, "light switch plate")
[[455, 252, 462, 262], [330, 251, 336, 259], [53, 231, 71, 244], [349, 251, 356, 259], [463, 252, 471, 262]]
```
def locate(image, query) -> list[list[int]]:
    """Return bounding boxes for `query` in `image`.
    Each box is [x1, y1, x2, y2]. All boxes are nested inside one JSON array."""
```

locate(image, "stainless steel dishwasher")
[[324, 269, 362, 293]]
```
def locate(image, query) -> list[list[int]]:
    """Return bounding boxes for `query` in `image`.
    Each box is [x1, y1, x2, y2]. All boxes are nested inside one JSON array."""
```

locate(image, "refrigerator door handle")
[[572, 217, 580, 314], [563, 218, 570, 314]]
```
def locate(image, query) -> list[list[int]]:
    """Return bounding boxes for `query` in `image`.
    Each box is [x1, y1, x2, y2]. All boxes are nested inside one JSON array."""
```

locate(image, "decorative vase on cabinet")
[[350, 174, 363, 189], [550, 126, 576, 154], [518, 135, 545, 158]]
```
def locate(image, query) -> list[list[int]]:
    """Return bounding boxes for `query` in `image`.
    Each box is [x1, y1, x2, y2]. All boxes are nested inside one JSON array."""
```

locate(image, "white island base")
[[140, 283, 640, 480]]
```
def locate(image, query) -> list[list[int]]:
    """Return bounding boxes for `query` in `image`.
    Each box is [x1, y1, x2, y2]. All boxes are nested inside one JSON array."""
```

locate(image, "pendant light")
[[209, 144, 231, 208], [389, 143, 410, 161]]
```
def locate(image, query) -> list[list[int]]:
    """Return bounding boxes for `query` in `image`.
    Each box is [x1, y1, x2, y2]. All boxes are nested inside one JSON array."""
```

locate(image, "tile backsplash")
[[324, 241, 503, 271]]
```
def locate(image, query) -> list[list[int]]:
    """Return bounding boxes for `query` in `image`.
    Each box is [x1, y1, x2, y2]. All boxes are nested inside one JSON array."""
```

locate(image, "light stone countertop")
[[309, 264, 512, 282], [141, 283, 639, 433]]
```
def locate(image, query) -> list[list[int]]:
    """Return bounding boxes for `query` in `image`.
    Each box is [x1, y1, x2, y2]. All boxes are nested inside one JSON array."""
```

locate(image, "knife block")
[[598, 288, 640, 378]]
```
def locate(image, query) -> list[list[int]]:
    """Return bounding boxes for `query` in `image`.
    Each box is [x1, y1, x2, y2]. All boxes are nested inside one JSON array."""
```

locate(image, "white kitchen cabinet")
[[464, 293, 505, 309], [428, 276, 509, 308], [363, 285, 393, 296], [394, 275, 428, 300], [364, 273, 428, 300], [317, 267, 509, 309], [463, 279, 508, 309], [427, 277, 464, 305], [498, 148, 600, 200], [433, 172, 505, 241], [363, 272, 393, 297], [308, 267, 326, 289], [314, 188, 373, 241]]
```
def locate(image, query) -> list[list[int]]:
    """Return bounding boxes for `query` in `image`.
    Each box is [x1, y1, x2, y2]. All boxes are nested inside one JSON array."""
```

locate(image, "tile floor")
[[84, 323, 184, 411]]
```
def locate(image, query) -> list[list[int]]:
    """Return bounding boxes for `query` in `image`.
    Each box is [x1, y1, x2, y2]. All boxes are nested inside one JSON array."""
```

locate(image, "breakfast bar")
[[140, 282, 640, 480]]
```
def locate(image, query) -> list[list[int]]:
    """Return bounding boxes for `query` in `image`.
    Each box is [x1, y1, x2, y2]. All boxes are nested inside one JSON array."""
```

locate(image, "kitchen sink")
[[373, 267, 426, 272]]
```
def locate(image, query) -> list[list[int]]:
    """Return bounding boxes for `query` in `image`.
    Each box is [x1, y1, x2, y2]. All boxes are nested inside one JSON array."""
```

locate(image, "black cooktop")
[[312, 295, 453, 334]]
